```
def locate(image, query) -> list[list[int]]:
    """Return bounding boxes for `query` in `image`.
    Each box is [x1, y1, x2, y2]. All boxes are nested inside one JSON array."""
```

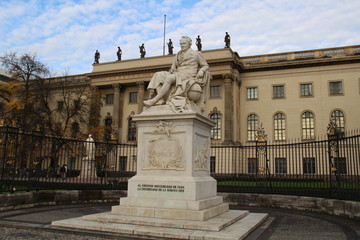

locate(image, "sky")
[[1, 0, 359, 76]]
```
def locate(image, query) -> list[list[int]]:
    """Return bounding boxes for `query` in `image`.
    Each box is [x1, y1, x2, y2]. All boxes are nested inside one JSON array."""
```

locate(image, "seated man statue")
[[144, 36, 211, 112]]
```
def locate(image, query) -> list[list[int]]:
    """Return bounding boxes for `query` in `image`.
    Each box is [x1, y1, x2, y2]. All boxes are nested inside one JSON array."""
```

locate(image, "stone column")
[[112, 84, 121, 133], [136, 81, 145, 113], [223, 74, 234, 144]]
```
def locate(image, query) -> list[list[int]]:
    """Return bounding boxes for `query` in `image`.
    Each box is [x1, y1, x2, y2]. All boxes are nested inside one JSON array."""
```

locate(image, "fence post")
[[255, 123, 271, 192], [0, 126, 8, 193], [327, 118, 341, 198]]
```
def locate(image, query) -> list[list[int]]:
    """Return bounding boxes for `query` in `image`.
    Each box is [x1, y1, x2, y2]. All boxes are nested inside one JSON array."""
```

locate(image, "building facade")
[[84, 45, 360, 144]]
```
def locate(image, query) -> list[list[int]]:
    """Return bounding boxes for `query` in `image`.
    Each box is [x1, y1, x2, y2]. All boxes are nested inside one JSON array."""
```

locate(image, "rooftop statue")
[[139, 44, 146, 58], [196, 35, 202, 51], [143, 36, 211, 113], [116, 47, 122, 61], [167, 39, 174, 55], [94, 50, 100, 64], [224, 32, 230, 48]]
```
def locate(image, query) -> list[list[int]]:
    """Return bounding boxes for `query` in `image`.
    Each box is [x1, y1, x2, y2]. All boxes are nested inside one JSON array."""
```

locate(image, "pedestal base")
[[52, 107, 269, 239], [52, 209, 268, 240], [80, 159, 96, 179]]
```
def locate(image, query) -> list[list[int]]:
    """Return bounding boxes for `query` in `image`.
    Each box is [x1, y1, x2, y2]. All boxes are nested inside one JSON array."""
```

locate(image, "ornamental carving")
[[194, 136, 210, 171], [146, 121, 184, 169]]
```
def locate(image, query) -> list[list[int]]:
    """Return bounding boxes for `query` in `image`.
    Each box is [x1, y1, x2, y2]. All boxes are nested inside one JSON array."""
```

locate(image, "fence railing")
[[1, 126, 359, 201]]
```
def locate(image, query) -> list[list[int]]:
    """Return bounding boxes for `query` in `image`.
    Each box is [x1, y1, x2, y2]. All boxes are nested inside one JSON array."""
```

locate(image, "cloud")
[[1, 0, 359, 75]]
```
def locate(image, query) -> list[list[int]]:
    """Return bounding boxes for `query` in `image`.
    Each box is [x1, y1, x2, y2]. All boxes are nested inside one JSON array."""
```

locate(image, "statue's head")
[[180, 36, 192, 51]]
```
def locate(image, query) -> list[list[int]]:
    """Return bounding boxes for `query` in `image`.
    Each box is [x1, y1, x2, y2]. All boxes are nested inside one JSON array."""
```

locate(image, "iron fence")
[[212, 131, 360, 201], [0, 126, 359, 201], [0, 127, 137, 192]]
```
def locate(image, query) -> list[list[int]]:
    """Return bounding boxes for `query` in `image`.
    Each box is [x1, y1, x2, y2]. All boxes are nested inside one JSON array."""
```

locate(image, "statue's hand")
[[196, 70, 204, 78]]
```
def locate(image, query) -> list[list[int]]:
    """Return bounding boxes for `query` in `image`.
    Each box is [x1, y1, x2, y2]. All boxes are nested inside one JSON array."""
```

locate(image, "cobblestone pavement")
[[0, 203, 358, 240]]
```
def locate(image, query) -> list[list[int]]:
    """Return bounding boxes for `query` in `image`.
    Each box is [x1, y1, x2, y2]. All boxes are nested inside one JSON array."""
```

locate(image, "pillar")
[[223, 74, 234, 144], [137, 81, 145, 113], [112, 84, 121, 135]]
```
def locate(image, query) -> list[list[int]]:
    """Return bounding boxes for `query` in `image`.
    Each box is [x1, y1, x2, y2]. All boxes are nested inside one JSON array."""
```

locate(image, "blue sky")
[[1, 0, 359, 76]]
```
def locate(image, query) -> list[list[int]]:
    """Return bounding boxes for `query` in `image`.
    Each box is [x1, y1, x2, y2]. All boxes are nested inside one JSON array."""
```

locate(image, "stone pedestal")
[[52, 105, 267, 239], [80, 158, 96, 179], [112, 105, 227, 221]]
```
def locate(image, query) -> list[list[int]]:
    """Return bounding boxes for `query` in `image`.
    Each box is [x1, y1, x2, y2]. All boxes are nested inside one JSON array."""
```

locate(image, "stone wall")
[[219, 193, 360, 219], [0, 191, 359, 219], [0, 190, 126, 211]]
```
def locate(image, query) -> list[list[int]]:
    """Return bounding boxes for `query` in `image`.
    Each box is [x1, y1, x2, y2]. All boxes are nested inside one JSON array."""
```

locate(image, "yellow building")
[[85, 45, 360, 144]]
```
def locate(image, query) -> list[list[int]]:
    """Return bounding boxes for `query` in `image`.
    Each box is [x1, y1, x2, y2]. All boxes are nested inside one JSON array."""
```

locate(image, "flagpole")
[[163, 14, 166, 56]]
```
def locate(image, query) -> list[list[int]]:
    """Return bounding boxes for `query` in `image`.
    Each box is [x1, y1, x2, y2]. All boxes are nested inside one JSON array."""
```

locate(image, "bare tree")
[[33, 73, 93, 137], [0, 52, 50, 131], [1, 52, 104, 169], [0, 52, 100, 138]]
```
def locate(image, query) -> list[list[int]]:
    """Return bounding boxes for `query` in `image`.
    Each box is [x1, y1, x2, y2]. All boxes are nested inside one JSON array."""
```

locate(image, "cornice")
[[240, 45, 360, 71]]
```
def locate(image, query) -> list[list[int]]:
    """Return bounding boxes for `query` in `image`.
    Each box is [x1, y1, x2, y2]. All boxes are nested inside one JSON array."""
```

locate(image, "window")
[[274, 113, 286, 141], [74, 99, 80, 110], [303, 157, 316, 174], [247, 87, 258, 100], [210, 86, 221, 98], [129, 92, 138, 103], [331, 110, 345, 133], [127, 117, 136, 141], [57, 101, 64, 111], [275, 158, 287, 174], [71, 122, 79, 138], [210, 156, 216, 174], [273, 85, 285, 98], [105, 94, 114, 105], [334, 157, 347, 174], [300, 83, 313, 96], [119, 156, 127, 172], [302, 112, 315, 140], [247, 114, 258, 141], [210, 113, 221, 140], [329, 81, 343, 95], [248, 158, 258, 174]]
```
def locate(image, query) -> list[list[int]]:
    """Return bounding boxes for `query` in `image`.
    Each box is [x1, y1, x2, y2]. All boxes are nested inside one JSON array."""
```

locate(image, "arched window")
[[210, 113, 221, 140], [247, 114, 258, 141], [274, 113, 286, 141], [331, 110, 345, 133], [127, 117, 136, 141], [302, 111, 315, 140], [71, 122, 79, 138]]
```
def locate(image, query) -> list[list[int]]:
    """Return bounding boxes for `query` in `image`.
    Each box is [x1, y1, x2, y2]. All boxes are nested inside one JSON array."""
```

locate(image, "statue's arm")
[[196, 53, 209, 78], [169, 54, 178, 73]]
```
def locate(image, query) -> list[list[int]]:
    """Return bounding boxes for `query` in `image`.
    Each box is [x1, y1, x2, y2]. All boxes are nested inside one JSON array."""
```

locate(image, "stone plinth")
[[80, 158, 96, 179], [52, 105, 268, 239], [113, 105, 227, 221]]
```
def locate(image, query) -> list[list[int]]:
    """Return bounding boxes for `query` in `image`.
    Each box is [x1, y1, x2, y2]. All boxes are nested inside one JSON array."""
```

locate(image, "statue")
[[167, 39, 174, 55], [139, 44, 146, 58], [143, 36, 211, 112], [94, 50, 100, 64], [224, 32, 230, 48], [116, 47, 122, 61], [196, 35, 202, 51], [84, 134, 95, 160]]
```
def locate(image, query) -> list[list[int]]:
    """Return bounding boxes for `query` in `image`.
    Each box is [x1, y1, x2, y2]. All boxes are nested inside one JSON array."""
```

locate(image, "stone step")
[[111, 203, 229, 221], [52, 211, 268, 240], [83, 209, 248, 231]]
